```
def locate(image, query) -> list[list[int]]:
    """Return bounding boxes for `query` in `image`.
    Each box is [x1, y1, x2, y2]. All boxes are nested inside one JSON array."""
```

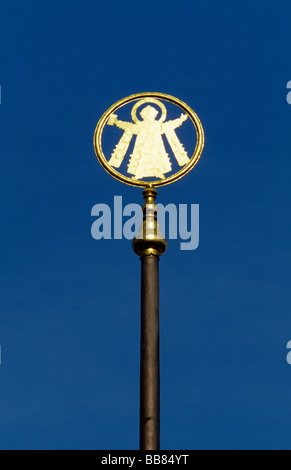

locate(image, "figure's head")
[[140, 105, 159, 121]]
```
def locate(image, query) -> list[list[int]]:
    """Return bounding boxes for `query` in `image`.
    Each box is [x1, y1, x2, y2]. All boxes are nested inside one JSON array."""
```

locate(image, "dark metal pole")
[[140, 253, 160, 450], [133, 187, 167, 450]]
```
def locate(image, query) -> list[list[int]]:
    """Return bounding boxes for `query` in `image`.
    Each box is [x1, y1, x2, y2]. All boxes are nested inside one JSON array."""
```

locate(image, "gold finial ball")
[[132, 188, 167, 257]]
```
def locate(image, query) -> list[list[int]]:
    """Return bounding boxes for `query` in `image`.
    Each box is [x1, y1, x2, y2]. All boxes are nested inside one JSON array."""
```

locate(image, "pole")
[[133, 187, 167, 450], [140, 253, 160, 449]]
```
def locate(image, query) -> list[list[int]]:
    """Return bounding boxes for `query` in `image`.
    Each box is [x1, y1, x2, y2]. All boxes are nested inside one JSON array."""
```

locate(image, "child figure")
[[107, 100, 190, 180]]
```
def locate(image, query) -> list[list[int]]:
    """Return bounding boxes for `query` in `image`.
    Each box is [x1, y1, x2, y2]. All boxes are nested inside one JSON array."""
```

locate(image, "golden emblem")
[[94, 92, 204, 187]]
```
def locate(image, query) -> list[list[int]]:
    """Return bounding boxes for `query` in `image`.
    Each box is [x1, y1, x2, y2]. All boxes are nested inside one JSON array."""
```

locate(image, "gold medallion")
[[93, 92, 204, 187]]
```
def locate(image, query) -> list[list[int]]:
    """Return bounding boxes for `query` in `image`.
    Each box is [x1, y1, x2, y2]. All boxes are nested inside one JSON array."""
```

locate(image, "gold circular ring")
[[93, 92, 204, 188]]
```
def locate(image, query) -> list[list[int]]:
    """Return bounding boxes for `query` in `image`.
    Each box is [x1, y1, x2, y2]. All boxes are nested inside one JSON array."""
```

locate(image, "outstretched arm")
[[163, 114, 190, 166], [163, 113, 188, 132], [107, 113, 133, 131], [172, 113, 188, 128], [107, 114, 135, 168]]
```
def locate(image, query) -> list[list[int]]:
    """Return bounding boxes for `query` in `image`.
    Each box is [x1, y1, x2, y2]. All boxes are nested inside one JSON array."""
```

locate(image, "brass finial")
[[132, 188, 167, 257]]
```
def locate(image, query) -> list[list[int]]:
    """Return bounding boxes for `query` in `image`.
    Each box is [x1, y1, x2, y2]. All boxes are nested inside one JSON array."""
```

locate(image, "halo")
[[93, 92, 204, 188], [131, 98, 167, 124]]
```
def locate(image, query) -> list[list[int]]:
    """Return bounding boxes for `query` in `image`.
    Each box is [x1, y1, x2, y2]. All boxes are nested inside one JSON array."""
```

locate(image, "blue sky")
[[0, 0, 291, 450]]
